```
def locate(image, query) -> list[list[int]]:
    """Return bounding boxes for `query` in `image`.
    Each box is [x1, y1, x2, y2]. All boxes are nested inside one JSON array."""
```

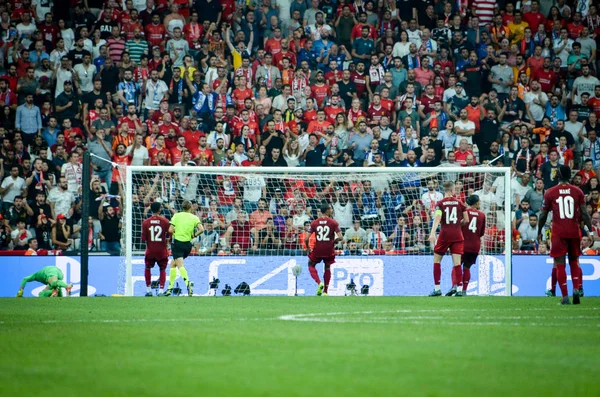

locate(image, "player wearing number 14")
[[141, 202, 171, 296], [428, 181, 469, 297], [306, 203, 343, 296], [538, 165, 592, 305]]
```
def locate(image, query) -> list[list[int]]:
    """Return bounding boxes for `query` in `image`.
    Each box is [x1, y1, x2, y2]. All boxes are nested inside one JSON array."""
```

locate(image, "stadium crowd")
[[2, 0, 600, 256]]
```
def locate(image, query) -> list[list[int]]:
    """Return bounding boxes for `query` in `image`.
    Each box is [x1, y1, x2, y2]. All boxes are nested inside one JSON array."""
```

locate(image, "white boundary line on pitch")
[[0, 318, 268, 325], [278, 309, 600, 327]]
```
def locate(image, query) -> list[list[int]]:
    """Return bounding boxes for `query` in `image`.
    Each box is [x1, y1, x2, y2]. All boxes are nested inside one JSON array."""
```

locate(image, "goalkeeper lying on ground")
[[17, 266, 73, 297]]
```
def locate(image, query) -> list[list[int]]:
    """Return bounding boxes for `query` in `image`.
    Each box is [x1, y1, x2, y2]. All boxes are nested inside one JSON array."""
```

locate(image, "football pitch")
[[1, 297, 599, 397]]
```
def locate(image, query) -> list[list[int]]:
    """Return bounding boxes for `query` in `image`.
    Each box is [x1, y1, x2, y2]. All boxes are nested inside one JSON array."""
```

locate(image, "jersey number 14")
[[445, 207, 458, 224]]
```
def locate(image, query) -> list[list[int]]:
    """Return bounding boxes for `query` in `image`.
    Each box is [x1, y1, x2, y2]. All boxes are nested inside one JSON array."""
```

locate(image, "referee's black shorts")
[[172, 239, 193, 260]]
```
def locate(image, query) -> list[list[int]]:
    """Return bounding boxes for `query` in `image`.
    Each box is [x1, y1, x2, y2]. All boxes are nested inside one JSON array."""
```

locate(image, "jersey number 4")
[[556, 196, 575, 219], [468, 216, 478, 233], [149, 225, 163, 242], [445, 207, 458, 224], [316, 225, 330, 241]]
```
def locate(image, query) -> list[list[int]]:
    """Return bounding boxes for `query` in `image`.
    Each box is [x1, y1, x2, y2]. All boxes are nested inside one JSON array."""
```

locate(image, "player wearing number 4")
[[141, 202, 171, 296], [446, 195, 486, 296], [306, 203, 343, 296], [538, 165, 592, 305], [428, 181, 469, 297], [165, 200, 204, 297]]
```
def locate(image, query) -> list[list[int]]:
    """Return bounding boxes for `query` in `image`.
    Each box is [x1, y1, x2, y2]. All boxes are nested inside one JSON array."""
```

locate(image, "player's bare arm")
[[334, 231, 344, 244], [429, 211, 442, 244], [580, 204, 593, 236], [461, 211, 469, 226], [193, 222, 204, 238], [538, 209, 549, 243]]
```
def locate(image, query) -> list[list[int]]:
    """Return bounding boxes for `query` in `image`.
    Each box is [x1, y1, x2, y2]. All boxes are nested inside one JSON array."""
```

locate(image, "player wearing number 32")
[[538, 165, 592, 305], [428, 181, 469, 297], [141, 202, 171, 296], [306, 203, 343, 296]]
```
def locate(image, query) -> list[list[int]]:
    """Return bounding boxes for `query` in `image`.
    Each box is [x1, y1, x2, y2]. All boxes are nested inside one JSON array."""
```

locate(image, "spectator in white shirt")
[[518, 213, 539, 250]]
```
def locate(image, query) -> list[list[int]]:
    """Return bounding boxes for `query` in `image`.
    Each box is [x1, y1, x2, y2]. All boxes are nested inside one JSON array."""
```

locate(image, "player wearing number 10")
[[141, 202, 171, 296], [538, 165, 592, 305], [306, 203, 343, 296], [428, 181, 469, 297]]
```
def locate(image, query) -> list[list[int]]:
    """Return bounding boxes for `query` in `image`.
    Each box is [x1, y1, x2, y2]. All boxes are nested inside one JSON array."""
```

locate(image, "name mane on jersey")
[[149, 219, 162, 224], [468, 210, 479, 216], [442, 201, 458, 205], [319, 220, 328, 225], [559, 189, 571, 194]]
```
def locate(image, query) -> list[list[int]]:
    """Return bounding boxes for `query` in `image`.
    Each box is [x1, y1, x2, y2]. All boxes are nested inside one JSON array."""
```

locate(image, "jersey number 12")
[[149, 225, 163, 242], [556, 196, 574, 219]]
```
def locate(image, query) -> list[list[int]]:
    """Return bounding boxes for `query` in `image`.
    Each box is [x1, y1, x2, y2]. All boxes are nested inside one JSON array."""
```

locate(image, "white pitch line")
[[0, 317, 268, 325], [278, 310, 600, 327]]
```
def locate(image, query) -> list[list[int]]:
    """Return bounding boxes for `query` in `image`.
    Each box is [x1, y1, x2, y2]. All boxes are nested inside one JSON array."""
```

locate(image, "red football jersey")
[[308, 217, 341, 257], [462, 209, 486, 254], [543, 183, 586, 239], [142, 215, 170, 258], [145, 24, 167, 48], [436, 197, 467, 242], [350, 72, 367, 97], [532, 70, 556, 93], [311, 84, 331, 108]]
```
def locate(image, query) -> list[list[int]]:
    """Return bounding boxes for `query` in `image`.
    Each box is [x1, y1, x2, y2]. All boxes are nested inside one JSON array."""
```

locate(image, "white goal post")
[[123, 166, 512, 297]]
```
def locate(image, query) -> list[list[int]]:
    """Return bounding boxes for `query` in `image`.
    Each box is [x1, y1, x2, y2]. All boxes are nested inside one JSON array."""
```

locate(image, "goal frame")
[[124, 166, 513, 297]]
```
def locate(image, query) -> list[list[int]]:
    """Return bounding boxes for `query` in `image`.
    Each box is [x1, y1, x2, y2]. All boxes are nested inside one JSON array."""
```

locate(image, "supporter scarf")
[[170, 78, 183, 103], [592, 140, 600, 164], [369, 64, 385, 82], [406, 55, 419, 69]]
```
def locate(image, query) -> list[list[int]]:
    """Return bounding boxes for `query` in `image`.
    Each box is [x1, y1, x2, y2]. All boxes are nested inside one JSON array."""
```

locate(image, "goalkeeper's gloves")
[[16, 289, 23, 298]]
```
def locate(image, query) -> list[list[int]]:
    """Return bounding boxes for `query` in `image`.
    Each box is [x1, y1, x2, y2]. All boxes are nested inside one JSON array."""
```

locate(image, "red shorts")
[[550, 236, 582, 258], [308, 252, 336, 266], [145, 255, 169, 269], [461, 252, 479, 266], [434, 240, 464, 256]]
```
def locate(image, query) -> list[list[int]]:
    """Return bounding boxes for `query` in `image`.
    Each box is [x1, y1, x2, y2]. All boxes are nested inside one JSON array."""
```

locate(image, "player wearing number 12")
[[538, 165, 592, 305], [428, 181, 469, 297], [306, 203, 343, 296], [141, 202, 171, 296]]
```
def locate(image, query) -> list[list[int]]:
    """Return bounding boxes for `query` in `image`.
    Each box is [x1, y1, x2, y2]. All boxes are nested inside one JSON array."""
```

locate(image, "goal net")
[[121, 166, 512, 297]]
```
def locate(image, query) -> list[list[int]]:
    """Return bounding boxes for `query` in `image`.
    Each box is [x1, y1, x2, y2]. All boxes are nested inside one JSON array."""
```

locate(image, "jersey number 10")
[[556, 196, 575, 219]]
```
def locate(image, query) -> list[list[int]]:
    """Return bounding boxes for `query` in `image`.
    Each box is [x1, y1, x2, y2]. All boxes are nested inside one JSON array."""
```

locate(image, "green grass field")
[[1, 297, 599, 397]]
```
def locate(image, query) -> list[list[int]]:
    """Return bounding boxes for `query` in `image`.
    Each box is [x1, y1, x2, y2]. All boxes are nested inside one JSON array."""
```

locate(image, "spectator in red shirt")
[[311, 71, 331, 109]]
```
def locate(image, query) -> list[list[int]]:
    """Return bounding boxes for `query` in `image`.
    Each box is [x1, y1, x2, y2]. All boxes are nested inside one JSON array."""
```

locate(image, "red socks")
[[551, 267, 557, 294], [309, 266, 321, 284], [433, 263, 441, 286], [569, 260, 582, 290], [451, 266, 463, 290], [556, 264, 568, 297], [144, 267, 152, 287], [462, 267, 471, 291], [159, 269, 166, 289], [324, 266, 331, 293], [577, 264, 583, 290]]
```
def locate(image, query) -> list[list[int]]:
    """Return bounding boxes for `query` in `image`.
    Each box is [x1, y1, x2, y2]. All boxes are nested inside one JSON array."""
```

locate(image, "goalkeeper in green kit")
[[17, 266, 73, 297]]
